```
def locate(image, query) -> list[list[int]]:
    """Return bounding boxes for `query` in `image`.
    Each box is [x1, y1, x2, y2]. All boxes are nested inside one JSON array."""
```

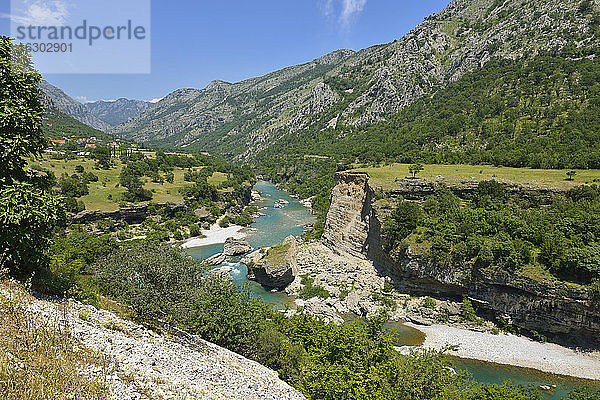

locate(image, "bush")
[[566, 389, 600, 400], [590, 280, 600, 305], [298, 276, 330, 299], [460, 297, 480, 323], [189, 223, 201, 237]]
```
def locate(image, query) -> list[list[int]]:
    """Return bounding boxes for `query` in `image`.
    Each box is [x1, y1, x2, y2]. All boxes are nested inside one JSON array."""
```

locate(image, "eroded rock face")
[[223, 237, 252, 256], [321, 172, 377, 260], [321, 171, 600, 341], [246, 236, 298, 290]]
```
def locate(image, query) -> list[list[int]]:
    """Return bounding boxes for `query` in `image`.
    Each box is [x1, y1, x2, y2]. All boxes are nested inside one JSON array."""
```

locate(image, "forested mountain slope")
[[39, 80, 111, 132], [111, 0, 600, 159], [257, 55, 600, 170]]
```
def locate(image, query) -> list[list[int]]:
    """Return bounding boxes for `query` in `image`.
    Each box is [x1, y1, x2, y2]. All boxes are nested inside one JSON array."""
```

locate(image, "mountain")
[[86, 98, 153, 126], [42, 107, 114, 142], [110, 0, 600, 158], [40, 80, 111, 132], [110, 49, 355, 153]]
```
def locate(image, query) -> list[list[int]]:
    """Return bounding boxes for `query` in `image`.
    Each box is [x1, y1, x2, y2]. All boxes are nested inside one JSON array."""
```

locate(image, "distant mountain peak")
[[39, 80, 111, 132]]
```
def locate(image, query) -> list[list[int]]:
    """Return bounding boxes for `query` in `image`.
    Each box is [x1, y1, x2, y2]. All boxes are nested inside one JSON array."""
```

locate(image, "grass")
[[263, 243, 291, 265], [207, 171, 228, 186], [29, 156, 221, 211], [352, 163, 600, 191], [0, 278, 109, 400], [299, 275, 330, 300]]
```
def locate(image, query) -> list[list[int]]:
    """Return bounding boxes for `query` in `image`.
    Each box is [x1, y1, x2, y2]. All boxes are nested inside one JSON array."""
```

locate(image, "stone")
[[319, 170, 600, 340], [247, 236, 298, 290], [202, 253, 226, 267], [223, 237, 252, 256], [209, 265, 233, 280]]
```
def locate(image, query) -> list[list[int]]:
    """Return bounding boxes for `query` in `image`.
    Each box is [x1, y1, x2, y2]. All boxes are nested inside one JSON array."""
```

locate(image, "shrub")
[[460, 297, 480, 323], [298, 276, 330, 299]]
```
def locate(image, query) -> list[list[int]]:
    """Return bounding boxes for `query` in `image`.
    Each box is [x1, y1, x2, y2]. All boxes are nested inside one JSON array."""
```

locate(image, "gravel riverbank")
[[407, 322, 600, 381]]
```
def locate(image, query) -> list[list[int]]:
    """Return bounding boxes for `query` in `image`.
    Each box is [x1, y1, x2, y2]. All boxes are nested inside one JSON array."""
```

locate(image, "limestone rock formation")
[[201, 253, 226, 267], [321, 172, 380, 260], [246, 236, 298, 290], [0, 285, 305, 400], [223, 237, 252, 256], [320, 170, 600, 341]]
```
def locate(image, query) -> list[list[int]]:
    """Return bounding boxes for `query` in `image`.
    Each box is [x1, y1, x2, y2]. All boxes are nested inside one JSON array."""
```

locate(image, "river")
[[184, 180, 599, 399]]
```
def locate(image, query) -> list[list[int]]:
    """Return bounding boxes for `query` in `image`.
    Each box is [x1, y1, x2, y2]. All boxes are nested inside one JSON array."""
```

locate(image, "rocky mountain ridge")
[[40, 80, 111, 132], [109, 0, 599, 157], [86, 98, 153, 126]]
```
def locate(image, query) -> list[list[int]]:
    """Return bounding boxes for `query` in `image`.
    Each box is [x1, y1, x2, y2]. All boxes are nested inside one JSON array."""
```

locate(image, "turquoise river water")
[[185, 181, 599, 398]]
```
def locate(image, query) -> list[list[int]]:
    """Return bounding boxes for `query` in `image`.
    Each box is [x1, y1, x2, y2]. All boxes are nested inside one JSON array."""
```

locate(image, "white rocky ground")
[[181, 219, 246, 248], [16, 291, 305, 400], [409, 323, 600, 381]]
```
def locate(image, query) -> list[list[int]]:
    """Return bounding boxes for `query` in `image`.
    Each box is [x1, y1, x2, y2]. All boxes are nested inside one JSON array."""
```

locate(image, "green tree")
[[92, 146, 111, 170], [0, 37, 65, 277], [409, 163, 424, 179], [119, 165, 152, 202]]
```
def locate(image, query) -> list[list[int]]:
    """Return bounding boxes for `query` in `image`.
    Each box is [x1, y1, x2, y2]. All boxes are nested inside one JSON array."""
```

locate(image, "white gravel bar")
[[181, 221, 245, 248], [407, 323, 600, 381]]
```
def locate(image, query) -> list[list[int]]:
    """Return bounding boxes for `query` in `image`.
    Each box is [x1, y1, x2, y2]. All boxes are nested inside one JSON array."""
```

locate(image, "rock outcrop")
[[1, 285, 305, 400], [321, 172, 380, 260], [321, 171, 600, 342], [246, 236, 298, 290], [223, 237, 252, 256]]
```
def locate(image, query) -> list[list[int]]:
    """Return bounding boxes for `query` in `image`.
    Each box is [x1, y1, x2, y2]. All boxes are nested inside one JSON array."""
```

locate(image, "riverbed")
[[184, 180, 600, 399]]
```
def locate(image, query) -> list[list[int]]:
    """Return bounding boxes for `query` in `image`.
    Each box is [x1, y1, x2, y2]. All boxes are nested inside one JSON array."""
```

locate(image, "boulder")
[[201, 253, 226, 267], [223, 237, 251, 256], [208, 265, 233, 280], [247, 236, 298, 290]]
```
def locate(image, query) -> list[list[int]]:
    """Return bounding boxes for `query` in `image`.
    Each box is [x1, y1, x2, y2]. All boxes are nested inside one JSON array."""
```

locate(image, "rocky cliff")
[[40, 80, 111, 132], [321, 171, 600, 342]]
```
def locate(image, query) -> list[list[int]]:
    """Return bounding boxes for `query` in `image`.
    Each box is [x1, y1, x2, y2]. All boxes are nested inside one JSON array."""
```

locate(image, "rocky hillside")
[[87, 99, 153, 126], [110, 0, 600, 157], [1, 284, 304, 400], [40, 80, 111, 132], [321, 171, 600, 342]]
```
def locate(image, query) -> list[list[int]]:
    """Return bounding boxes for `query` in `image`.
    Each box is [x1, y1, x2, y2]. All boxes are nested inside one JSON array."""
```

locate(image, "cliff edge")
[[321, 171, 600, 342]]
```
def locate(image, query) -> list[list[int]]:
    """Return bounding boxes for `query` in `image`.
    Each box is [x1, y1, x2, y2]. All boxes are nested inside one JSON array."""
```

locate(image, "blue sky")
[[1, 0, 450, 102]]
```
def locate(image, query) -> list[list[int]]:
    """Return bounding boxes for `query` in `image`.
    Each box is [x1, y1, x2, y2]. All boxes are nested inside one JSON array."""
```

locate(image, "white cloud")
[[75, 95, 89, 103], [321, 0, 334, 18], [340, 0, 367, 29], [1, 0, 69, 26], [319, 0, 367, 31], [149, 98, 163, 103]]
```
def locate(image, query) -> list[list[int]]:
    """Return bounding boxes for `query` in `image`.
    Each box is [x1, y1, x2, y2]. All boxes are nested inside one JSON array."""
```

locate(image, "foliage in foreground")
[[0, 37, 65, 278], [93, 240, 574, 400]]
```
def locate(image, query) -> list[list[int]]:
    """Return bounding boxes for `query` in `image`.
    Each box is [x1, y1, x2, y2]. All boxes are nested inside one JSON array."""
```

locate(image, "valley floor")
[[406, 323, 600, 381]]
